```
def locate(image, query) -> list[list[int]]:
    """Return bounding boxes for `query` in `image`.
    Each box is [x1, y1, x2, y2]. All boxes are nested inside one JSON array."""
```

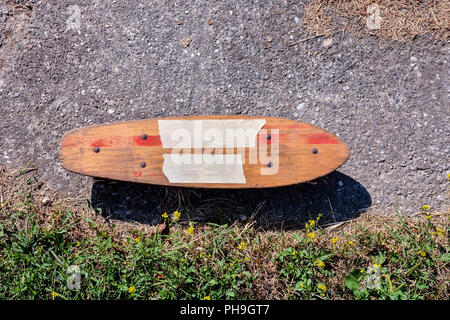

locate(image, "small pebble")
[[322, 38, 333, 47], [42, 197, 51, 206], [297, 102, 306, 111]]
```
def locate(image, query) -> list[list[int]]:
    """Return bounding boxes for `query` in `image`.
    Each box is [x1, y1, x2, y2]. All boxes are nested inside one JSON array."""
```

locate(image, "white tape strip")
[[158, 119, 266, 149], [162, 154, 246, 184]]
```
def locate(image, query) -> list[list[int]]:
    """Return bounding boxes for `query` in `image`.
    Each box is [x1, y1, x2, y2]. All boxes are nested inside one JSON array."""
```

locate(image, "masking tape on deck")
[[162, 154, 246, 184], [158, 119, 266, 183]]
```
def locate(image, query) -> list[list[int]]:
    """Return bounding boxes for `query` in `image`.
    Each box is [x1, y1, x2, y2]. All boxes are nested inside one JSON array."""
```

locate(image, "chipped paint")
[[131, 135, 162, 147], [306, 133, 339, 144]]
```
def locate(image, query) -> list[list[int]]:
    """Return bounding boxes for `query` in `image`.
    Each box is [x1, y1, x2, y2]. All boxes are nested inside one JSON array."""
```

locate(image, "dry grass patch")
[[304, 0, 450, 41], [0, 166, 165, 245]]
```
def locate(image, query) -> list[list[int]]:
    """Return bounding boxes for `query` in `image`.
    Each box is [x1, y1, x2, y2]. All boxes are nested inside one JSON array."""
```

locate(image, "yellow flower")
[[331, 237, 338, 245], [173, 210, 181, 220], [128, 286, 136, 294], [161, 212, 169, 219], [316, 260, 325, 268], [135, 237, 141, 243], [51, 291, 58, 298], [237, 242, 247, 250], [373, 263, 381, 269], [317, 283, 327, 292], [430, 228, 444, 237], [421, 205, 431, 211], [244, 256, 249, 261], [447, 173, 450, 181], [360, 269, 365, 273], [291, 250, 298, 257], [308, 220, 316, 227], [187, 226, 195, 235], [348, 240, 354, 246], [180, 258, 185, 262], [307, 232, 316, 241], [203, 296, 211, 300], [199, 253, 204, 258], [75, 241, 81, 247], [418, 250, 426, 257], [426, 214, 432, 220]]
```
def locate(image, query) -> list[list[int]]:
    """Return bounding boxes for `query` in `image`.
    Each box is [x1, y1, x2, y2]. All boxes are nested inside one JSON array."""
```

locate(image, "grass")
[[0, 168, 448, 300]]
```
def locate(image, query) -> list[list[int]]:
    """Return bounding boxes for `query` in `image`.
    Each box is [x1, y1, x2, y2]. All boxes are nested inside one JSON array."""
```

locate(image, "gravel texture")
[[0, 0, 448, 225]]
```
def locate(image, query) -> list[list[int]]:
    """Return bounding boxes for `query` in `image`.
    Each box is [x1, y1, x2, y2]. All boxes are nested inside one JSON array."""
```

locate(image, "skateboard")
[[60, 116, 349, 188]]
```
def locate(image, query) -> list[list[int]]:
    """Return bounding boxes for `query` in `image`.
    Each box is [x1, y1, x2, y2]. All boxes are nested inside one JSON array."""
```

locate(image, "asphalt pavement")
[[0, 1, 448, 224]]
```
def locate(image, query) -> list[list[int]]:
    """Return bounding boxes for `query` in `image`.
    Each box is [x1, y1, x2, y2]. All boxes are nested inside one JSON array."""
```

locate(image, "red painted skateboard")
[[60, 116, 349, 188]]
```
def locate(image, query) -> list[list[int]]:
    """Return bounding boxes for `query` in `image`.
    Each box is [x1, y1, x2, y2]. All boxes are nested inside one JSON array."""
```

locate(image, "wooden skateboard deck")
[[60, 116, 349, 188]]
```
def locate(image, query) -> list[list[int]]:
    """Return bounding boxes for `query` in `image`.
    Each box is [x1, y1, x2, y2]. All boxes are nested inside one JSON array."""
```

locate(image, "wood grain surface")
[[60, 116, 350, 188]]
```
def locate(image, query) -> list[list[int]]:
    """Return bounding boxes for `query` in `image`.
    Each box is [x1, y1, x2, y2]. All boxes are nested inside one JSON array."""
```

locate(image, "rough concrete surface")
[[0, 0, 448, 226]]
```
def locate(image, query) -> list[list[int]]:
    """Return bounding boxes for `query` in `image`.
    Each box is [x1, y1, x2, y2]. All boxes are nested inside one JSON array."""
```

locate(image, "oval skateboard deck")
[[60, 116, 349, 188]]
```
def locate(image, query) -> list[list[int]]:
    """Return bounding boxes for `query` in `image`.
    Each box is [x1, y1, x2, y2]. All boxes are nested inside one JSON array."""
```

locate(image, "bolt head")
[[312, 148, 318, 154], [93, 147, 100, 153]]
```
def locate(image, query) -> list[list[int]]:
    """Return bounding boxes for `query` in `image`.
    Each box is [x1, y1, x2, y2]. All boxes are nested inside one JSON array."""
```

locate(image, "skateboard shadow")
[[90, 171, 372, 231]]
